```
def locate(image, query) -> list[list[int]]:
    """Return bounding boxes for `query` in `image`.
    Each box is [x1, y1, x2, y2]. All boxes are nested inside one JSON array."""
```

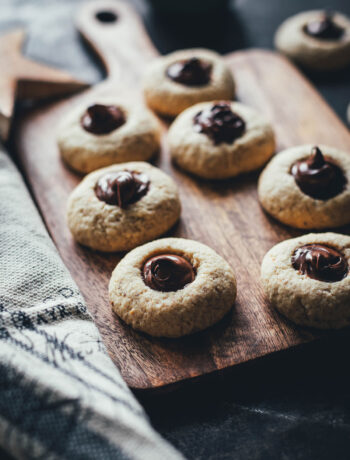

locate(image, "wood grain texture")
[[15, 0, 350, 389]]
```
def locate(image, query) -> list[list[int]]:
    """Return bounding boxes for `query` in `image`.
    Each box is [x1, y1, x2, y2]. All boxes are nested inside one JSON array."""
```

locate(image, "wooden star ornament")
[[0, 29, 89, 141]]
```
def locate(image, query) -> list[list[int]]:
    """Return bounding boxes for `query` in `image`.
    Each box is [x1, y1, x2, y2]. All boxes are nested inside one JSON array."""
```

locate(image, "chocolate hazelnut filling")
[[166, 57, 212, 86], [193, 102, 245, 145], [292, 244, 348, 282], [143, 254, 195, 292], [291, 146, 346, 200], [95, 171, 149, 208], [304, 12, 344, 40], [81, 104, 125, 135]]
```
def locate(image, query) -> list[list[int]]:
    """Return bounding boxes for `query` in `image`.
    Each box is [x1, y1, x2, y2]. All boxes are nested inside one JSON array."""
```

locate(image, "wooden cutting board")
[[15, 0, 350, 390]]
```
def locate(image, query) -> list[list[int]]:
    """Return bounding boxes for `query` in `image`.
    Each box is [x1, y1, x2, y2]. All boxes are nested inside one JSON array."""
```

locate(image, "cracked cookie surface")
[[258, 144, 350, 229], [169, 101, 275, 179], [67, 162, 181, 252], [143, 48, 235, 117], [261, 232, 350, 329], [57, 98, 161, 174], [109, 237, 237, 337], [275, 10, 350, 70]]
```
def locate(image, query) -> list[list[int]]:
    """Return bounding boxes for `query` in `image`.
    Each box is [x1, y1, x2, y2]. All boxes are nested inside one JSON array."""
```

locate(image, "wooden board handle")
[[76, 0, 158, 83]]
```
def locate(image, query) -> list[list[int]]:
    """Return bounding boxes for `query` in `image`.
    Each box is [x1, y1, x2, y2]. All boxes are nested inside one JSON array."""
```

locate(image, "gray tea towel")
[[0, 144, 183, 460]]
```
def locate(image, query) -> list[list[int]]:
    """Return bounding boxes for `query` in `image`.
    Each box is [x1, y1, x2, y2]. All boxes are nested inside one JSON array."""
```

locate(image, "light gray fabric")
[[0, 145, 183, 460]]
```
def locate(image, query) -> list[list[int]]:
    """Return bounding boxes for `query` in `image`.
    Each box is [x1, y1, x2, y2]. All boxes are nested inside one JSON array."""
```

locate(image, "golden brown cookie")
[[57, 98, 161, 174], [143, 48, 235, 117], [109, 237, 237, 337], [261, 232, 350, 329], [168, 101, 275, 179], [275, 10, 350, 70], [67, 162, 181, 252], [258, 144, 350, 229]]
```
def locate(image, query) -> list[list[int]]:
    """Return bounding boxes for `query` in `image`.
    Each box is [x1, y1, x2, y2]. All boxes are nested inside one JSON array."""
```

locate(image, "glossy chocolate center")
[[291, 146, 346, 200], [143, 254, 195, 292], [304, 12, 344, 40], [81, 104, 125, 135], [292, 244, 348, 282], [166, 57, 212, 86], [193, 102, 245, 145], [95, 170, 149, 208]]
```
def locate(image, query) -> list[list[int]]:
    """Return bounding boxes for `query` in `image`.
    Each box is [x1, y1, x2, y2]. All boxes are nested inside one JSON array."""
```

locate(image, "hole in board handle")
[[95, 10, 118, 23]]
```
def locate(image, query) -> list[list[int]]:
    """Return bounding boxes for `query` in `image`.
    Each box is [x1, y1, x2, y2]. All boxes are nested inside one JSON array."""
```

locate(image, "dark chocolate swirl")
[[95, 170, 149, 208], [304, 11, 344, 40], [292, 244, 348, 282], [143, 254, 195, 292], [193, 102, 245, 145], [81, 104, 125, 135], [291, 146, 346, 200], [166, 57, 212, 86]]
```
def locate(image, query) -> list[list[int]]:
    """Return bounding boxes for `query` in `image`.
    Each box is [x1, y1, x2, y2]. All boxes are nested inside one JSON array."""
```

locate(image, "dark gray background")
[[1, 0, 350, 459]]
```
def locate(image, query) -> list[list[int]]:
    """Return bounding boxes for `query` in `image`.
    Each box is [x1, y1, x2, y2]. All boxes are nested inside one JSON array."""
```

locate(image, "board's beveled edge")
[[130, 333, 316, 391]]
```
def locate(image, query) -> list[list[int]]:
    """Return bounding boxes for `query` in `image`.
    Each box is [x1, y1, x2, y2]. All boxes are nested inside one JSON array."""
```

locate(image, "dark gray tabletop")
[[1, 1, 350, 459]]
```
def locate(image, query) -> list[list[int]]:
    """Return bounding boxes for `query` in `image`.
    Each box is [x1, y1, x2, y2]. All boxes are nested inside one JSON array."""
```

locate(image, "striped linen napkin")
[[0, 144, 183, 460]]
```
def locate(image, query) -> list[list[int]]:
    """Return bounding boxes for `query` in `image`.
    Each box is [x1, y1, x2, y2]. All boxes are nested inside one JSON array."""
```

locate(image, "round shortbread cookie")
[[258, 144, 350, 229], [109, 237, 237, 337], [143, 48, 235, 117], [261, 232, 350, 329], [67, 162, 181, 252], [168, 101, 275, 179], [57, 98, 161, 174], [275, 10, 350, 70]]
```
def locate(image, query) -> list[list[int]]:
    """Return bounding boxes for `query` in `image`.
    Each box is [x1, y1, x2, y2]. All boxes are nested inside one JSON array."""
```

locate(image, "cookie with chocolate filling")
[[109, 237, 237, 337], [168, 101, 275, 179], [142, 48, 235, 117], [274, 10, 350, 70], [258, 144, 350, 229], [261, 232, 350, 329], [57, 98, 161, 174], [67, 162, 181, 252]]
